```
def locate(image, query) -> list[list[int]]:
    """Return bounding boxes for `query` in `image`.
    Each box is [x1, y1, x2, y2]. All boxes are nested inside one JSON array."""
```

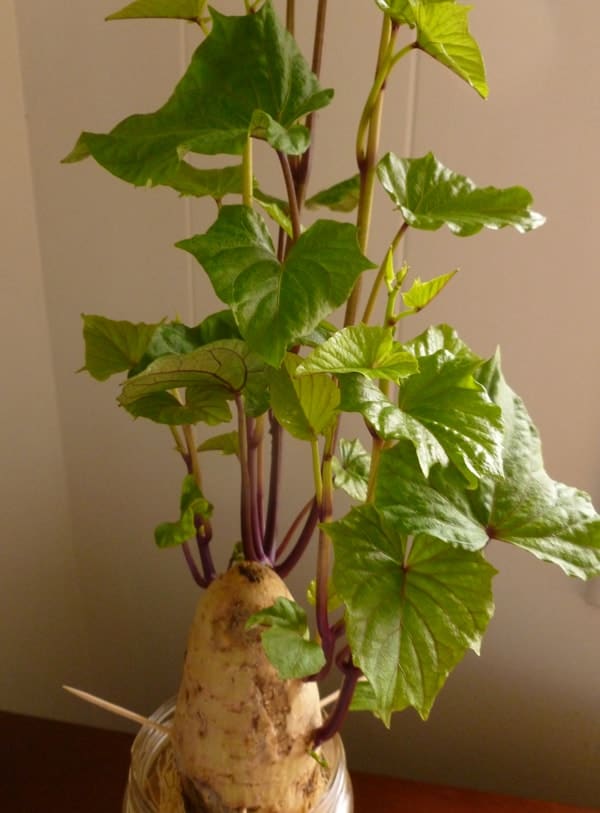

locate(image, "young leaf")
[[198, 431, 239, 456], [376, 0, 488, 98], [107, 0, 206, 21], [378, 152, 546, 236], [155, 474, 212, 548], [64, 3, 334, 192], [82, 314, 160, 381], [297, 325, 419, 383], [331, 438, 372, 502], [178, 206, 376, 366], [305, 175, 362, 213], [401, 270, 457, 313], [246, 597, 326, 680], [269, 355, 340, 441], [327, 504, 495, 722]]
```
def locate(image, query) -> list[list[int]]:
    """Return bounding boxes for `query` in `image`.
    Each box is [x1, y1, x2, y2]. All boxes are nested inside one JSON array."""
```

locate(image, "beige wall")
[[3, 0, 599, 806]]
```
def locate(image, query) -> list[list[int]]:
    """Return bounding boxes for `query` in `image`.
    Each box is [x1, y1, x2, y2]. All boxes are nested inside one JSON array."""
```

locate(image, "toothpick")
[[319, 688, 340, 710], [63, 685, 172, 736]]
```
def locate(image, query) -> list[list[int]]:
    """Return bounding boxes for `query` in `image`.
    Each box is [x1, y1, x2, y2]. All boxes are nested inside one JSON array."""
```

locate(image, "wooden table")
[[1, 711, 596, 812]]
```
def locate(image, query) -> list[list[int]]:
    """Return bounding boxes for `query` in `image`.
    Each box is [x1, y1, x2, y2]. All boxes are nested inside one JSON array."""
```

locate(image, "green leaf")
[[328, 504, 495, 721], [375, 358, 600, 580], [378, 152, 546, 236], [155, 474, 212, 548], [107, 0, 206, 20], [119, 339, 263, 407], [376, 441, 489, 550], [178, 206, 375, 366], [121, 388, 232, 426], [376, 0, 487, 98], [305, 175, 361, 213], [64, 3, 334, 192], [297, 325, 418, 383], [339, 375, 448, 476], [399, 327, 504, 485], [401, 270, 457, 313], [246, 597, 326, 680], [82, 314, 160, 381], [331, 438, 371, 502], [254, 189, 293, 237], [473, 355, 600, 579], [269, 355, 340, 441], [198, 431, 239, 456]]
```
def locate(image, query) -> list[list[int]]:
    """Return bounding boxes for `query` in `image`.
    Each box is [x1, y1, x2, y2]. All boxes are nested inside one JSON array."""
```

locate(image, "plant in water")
[[65, 1, 600, 811]]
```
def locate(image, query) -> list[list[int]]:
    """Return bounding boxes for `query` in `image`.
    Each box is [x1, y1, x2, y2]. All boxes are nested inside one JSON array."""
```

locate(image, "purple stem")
[[182, 542, 208, 588], [263, 415, 283, 560], [313, 660, 361, 748], [274, 499, 319, 578], [247, 416, 267, 561], [194, 517, 216, 584]]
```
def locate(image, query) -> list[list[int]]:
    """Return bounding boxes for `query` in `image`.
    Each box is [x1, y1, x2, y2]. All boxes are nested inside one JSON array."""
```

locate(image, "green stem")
[[235, 395, 258, 561], [366, 435, 384, 503], [362, 222, 409, 324], [345, 24, 408, 327], [243, 137, 253, 209]]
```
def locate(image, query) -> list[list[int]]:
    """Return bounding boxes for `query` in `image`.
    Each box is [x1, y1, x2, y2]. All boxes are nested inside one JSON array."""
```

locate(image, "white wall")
[[4, 0, 599, 806]]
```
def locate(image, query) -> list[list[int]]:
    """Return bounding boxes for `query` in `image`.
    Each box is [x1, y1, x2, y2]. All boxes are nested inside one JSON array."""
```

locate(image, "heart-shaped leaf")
[[328, 504, 495, 721], [376, 0, 487, 98], [178, 206, 376, 366], [401, 270, 457, 313], [246, 597, 326, 680], [297, 325, 418, 382], [64, 2, 333, 192], [378, 152, 545, 236]]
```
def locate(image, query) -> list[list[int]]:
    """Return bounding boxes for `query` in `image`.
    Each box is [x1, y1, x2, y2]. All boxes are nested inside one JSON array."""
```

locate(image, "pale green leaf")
[[377, 0, 487, 98], [297, 325, 418, 382], [402, 270, 457, 312], [378, 152, 545, 236], [269, 355, 340, 441], [331, 438, 371, 502], [328, 504, 495, 720], [155, 474, 212, 548], [178, 206, 375, 366]]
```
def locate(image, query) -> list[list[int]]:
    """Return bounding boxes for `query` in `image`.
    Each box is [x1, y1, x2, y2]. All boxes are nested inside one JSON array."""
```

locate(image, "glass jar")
[[123, 697, 353, 813]]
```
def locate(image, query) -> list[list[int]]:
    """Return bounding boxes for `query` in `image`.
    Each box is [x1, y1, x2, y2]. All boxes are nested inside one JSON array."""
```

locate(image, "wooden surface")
[[1, 710, 597, 812]]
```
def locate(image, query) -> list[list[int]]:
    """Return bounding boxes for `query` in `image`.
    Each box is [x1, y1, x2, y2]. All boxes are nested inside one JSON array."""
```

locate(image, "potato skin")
[[172, 562, 326, 813]]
